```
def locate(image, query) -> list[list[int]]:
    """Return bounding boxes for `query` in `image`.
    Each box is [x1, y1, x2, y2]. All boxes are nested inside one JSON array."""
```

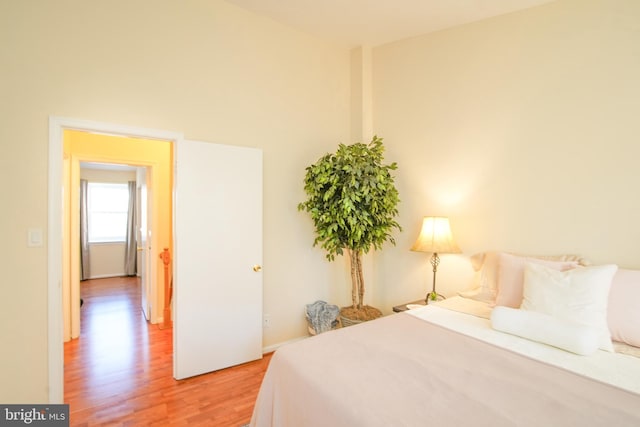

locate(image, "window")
[[87, 182, 130, 243]]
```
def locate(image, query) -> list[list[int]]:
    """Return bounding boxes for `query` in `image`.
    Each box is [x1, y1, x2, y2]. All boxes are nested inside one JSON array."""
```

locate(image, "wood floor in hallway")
[[64, 276, 271, 426]]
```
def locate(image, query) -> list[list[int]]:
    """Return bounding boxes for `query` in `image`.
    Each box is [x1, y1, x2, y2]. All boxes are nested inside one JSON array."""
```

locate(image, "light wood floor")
[[64, 276, 271, 426]]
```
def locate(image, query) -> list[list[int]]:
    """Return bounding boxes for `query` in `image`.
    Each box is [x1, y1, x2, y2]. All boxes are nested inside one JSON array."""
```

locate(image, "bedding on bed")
[[251, 299, 640, 427], [459, 252, 640, 352], [418, 298, 640, 393]]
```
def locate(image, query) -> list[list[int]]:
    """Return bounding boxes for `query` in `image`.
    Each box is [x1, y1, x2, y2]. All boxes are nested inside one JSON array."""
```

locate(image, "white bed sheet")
[[408, 297, 640, 394]]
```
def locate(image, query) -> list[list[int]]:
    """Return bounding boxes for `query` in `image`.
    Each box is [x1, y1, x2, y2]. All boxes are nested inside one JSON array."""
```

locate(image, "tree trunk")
[[348, 249, 358, 309], [355, 251, 365, 309]]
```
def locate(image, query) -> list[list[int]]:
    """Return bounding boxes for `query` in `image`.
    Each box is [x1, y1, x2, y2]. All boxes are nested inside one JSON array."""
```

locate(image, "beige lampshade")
[[410, 217, 461, 254]]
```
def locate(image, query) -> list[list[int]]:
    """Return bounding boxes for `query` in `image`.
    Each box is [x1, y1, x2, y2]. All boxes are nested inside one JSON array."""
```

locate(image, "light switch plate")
[[28, 228, 43, 247]]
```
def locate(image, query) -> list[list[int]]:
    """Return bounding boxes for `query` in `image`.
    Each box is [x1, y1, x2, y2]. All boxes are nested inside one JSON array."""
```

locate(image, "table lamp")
[[410, 216, 461, 303]]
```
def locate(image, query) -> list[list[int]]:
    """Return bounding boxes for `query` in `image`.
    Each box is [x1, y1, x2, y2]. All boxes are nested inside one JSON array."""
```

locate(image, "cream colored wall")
[[1, 0, 350, 403], [372, 0, 640, 307], [87, 244, 126, 278], [8, 0, 636, 404]]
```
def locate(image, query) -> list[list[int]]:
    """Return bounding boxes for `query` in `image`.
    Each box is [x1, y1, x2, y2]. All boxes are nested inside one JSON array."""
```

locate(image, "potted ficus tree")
[[298, 135, 401, 325]]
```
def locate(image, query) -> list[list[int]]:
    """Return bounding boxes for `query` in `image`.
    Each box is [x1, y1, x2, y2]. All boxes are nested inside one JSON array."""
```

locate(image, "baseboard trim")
[[262, 335, 307, 354], [87, 274, 128, 280]]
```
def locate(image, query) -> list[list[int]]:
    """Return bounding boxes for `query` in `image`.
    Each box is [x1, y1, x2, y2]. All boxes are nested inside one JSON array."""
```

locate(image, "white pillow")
[[521, 262, 618, 352], [491, 306, 601, 355]]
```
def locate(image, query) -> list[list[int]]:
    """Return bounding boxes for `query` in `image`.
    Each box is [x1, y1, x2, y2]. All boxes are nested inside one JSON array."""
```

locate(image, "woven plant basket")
[[339, 315, 363, 328], [339, 305, 383, 327]]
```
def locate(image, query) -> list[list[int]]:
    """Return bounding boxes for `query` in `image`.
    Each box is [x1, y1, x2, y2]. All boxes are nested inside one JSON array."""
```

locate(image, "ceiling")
[[226, 0, 555, 47]]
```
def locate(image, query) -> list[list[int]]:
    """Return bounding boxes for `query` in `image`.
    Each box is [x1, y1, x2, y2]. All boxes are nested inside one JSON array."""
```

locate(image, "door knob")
[[253, 265, 262, 272]]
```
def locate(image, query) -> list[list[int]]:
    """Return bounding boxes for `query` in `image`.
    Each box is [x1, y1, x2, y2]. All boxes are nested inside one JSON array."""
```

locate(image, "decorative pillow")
[[521, 262, 618, 352], [458, 252, 501, 303], [607, 268, 640, 348], [495, 253, 578, 308], [469, 252, 487, 272], [459, 251, 589, 304], [491, 306, 601, 355]]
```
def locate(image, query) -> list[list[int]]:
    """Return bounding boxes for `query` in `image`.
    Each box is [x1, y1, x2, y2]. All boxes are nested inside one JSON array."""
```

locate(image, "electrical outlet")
[[263, 314, 271, 329]]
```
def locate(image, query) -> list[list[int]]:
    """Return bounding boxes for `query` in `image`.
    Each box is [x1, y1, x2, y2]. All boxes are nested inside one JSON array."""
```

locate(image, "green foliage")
[[298, 135, 402, 261]]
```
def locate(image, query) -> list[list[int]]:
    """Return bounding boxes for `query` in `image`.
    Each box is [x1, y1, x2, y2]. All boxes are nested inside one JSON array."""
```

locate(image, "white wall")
[[371, 0, 640, 307], [1, 0, 350, 402]]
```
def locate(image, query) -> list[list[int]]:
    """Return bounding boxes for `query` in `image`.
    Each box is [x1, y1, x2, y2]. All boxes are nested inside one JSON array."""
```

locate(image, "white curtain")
[[124, 180, 137, 276], [79, 179, 90, 280]]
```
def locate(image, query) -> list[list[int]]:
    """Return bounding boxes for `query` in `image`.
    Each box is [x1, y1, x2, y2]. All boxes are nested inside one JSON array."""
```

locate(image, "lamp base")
[[425, 291, 445, 304]]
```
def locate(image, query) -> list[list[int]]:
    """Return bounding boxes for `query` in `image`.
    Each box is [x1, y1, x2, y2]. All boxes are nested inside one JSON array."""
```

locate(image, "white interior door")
[[136, 166, 151, 321], [174, 139, 263, 379]]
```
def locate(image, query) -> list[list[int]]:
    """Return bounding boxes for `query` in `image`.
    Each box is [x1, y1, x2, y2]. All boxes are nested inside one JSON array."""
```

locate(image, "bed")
[[250, 253, 640, 426]]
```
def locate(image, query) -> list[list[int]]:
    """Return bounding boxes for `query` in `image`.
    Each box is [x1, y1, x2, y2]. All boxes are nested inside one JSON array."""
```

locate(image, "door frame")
[[67, 156, 155, 339], [48, 116, 183, 403], [136, 166, 152, 321]]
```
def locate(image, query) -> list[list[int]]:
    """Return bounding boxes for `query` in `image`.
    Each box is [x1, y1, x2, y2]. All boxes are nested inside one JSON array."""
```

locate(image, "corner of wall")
[[350, 46, 373, 143]]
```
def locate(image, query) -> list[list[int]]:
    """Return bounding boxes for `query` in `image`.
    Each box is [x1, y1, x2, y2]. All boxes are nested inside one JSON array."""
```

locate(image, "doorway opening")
[[48, 117, 181, 403], [63, 130, 172, 341]]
